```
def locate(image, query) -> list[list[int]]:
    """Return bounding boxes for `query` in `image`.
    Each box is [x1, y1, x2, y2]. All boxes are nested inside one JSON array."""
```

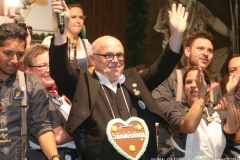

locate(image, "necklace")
[[101, 84, 131, 119], [103, 83, 150, 159], [205, 108, 221, 123], [68, 36, 78, 68]]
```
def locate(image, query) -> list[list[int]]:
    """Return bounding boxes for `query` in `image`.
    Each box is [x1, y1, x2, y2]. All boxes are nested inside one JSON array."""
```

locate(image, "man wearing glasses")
[[0, 23, 60, 160], [50, 0, 188, 159]]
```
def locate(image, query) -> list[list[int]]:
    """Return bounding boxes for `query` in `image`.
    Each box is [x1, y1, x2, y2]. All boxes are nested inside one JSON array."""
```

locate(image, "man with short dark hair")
[[0, 23, 60, 160]]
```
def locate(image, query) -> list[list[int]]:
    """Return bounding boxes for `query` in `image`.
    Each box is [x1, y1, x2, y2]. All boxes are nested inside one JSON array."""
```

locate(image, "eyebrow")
[[3, 49, 25, 53]]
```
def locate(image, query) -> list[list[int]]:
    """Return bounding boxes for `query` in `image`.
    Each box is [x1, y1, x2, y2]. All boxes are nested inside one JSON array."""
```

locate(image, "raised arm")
[[168, 3, 188, 53], [208, 16, 232, 39], [223, 75, 239, 134], [50, 0, 79, 100], [140, 3, 187, 90], [52, 0, 70, 45], [180, 67, 208, 133], [152, 73, 180, 113]]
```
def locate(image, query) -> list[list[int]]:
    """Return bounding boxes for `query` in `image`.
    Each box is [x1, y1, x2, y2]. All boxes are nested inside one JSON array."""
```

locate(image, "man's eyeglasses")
[[93, 52, 125, 61], [28, 64, 49, 71]]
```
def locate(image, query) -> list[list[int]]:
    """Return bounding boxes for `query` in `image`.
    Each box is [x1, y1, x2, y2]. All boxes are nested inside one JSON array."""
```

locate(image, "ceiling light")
[[5, 0, 20, 7]]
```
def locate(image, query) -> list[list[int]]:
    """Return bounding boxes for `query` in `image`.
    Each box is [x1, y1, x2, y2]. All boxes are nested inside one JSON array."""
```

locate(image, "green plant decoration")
[[31, 33, 53, 40], [125, 0, 148, 68]]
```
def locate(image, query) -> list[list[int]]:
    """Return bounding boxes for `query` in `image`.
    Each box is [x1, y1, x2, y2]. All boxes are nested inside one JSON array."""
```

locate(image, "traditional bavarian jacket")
[[0, 72, 52, 160]]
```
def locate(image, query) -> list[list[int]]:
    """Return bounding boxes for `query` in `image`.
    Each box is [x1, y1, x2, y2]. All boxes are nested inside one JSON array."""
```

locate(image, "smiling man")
[[152, 30, 222, 158], [50, 0, 188, 159], [0, 23, 60, 160], [91, 36, 125, 83]]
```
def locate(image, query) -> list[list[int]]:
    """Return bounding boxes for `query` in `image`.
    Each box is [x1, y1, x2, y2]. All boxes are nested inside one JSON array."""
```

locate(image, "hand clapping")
[[196, 66, 208, 99], [226, 75, 239, 95]]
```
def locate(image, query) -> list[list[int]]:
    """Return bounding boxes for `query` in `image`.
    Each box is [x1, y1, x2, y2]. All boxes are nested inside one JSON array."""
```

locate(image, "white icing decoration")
[[106, 117, 149, 160], [111, 131, 146, 140]]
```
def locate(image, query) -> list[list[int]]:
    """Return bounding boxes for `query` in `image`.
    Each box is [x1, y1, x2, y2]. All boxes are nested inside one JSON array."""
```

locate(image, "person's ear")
[[185, 47, 190, 58], [25, 67, 32, 73], [89, 55, 96, 66]]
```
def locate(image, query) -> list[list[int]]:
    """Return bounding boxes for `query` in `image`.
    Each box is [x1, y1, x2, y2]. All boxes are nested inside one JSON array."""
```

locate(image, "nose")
[[112, 55, 119, 62], [11, 55, 18, 64], [46, 65, 50, 72], [191, 81, 197, 87], [202, 49, 209, 56], [77, 17, 82, 23]]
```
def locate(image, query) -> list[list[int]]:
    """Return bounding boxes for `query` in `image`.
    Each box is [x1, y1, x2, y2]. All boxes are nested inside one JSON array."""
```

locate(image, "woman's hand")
[[226, 75, 239, 95], [52, 0, 70, 34], [196, 66, 207, 99]]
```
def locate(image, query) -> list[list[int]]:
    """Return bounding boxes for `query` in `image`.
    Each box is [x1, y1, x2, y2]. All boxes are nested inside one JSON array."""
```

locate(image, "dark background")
[[1, 0, 239, 79], [79, 0, 239, 74], [144, 0, 239, 81]]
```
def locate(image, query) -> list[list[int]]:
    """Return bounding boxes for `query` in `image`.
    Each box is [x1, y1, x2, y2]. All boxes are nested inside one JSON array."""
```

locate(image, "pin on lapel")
[[132, 83, 137, 87], [52, 97, 61, 107], [12, 87, 24, 100], [134, 90, 140, 96], [138, 100, 146, 110], [132, 83, 140, 96]]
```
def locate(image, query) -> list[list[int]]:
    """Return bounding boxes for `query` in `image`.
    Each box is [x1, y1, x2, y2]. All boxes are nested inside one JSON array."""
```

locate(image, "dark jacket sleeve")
[[49, 37, 79, 100], [139, 43, 182, 92], [152, 70, 177, 106]]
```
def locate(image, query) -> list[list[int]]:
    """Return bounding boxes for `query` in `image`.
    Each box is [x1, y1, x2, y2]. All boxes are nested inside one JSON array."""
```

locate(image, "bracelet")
[[227, 93, 235, 96], [194, 102, 204, 108], [49, 155, 61, 160]]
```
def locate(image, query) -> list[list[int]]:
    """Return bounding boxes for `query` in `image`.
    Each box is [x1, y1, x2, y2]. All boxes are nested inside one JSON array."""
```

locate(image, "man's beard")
[[189, 58, 210, 69]]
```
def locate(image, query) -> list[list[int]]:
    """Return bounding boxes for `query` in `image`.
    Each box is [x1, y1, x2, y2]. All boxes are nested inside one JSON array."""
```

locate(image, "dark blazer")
[[49, 39, 182, 159]]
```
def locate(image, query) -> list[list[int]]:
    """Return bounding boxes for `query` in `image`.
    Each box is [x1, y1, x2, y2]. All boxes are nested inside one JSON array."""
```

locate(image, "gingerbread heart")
[[12, 87, 24, 100], [106, 117, 149, 160]]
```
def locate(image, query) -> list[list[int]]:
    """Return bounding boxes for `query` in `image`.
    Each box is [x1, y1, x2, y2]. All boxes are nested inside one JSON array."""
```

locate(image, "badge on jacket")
[[12, 87, 24, 100]]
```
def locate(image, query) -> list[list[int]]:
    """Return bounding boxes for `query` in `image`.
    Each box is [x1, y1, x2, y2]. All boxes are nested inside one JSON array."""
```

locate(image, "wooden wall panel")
[[82, 0, 131, 49]]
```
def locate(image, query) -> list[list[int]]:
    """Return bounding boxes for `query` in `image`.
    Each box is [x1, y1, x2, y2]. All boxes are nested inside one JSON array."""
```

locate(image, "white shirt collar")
[[95, 70, 125, 93]]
